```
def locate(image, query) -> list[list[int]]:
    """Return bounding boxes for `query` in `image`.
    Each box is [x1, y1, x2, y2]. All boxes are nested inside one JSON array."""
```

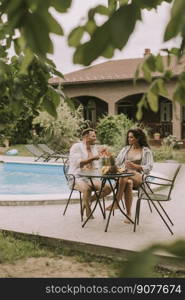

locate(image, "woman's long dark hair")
[[126, 128, 150, 148]]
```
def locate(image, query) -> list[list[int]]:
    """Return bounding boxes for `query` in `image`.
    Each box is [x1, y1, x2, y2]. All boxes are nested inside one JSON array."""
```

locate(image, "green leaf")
[[156, 78, 168, 97], [147, 90, 159, 112], [134, 0, 173, 9], [44, 12, 64, 35], [150, 80, 159, 95], [68, 27, 85, 47], [23, 13, 53, 56], [73, 23, 110, 65], [145, 54, 156, 72], [162, 240, 185, 258], [170, 47, 181, 56], [164, 0, 185, 41], [51, 0, 72, 13], [155, 54, 164, 72], [118, 0, 129, 6], [119, 249, 157, 277], [2, 0, 22, 16], [179, 72, 185, 89], [19, 49, 34, 74], [94, 5, 110, 16], [141, 63, 152, 82], [85, 20, 97, 36], [50, 68, 64, 79], [163, 69, 173, 80], [134, 64, 140, 85], [109, 3, 141, 49], [42, 96, 57, 118], [136, 94, 146, 120], [108, 0, 118, 12], [164, 17, 181, 41], [173, 84, 185, 105], [102, 44, 114, 58]]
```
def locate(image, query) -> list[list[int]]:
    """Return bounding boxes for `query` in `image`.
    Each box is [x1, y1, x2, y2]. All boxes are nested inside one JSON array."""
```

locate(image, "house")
[[49, 50, 185, 142]]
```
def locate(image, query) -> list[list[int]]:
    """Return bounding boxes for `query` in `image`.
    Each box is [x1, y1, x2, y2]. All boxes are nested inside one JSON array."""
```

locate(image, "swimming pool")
[[0, 162, 75, 203]]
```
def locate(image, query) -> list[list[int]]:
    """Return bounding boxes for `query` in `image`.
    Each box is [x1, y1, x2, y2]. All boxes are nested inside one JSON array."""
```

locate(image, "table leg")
[[105, 178, 134, 232], [82, 178, 106, 228]]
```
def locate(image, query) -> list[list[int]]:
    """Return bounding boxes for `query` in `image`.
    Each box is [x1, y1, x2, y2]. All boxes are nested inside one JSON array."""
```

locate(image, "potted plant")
[[153, 132, 161, 140]]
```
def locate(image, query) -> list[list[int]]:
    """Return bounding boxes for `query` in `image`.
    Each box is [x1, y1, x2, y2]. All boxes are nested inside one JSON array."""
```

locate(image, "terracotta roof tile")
[[49, 56, 185, 85]]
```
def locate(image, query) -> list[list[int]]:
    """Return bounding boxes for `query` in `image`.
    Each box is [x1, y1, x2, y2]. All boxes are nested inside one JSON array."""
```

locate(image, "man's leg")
[[74, 180, 92, 217], [90, 180, 111, 202]]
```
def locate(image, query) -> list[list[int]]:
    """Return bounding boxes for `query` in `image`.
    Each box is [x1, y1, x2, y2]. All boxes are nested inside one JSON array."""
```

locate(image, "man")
[[68, 128, 111, 217]]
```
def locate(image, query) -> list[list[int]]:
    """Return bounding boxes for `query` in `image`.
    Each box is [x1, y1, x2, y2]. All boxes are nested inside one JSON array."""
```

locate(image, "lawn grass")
[[1, 144, 33, 157], [0, 232, 185, 278]]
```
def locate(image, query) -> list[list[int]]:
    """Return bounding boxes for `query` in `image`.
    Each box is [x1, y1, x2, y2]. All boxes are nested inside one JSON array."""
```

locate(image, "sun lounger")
[[37, 144, 68, 162], [25, 144, 50, 162]]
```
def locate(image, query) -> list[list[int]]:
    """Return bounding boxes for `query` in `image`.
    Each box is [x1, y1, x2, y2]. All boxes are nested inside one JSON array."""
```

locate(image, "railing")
[[145, 122, 172, 138]]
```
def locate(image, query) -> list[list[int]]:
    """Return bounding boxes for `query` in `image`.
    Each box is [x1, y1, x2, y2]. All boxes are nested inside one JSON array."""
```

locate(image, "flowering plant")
[[162, 135, 181, 149]]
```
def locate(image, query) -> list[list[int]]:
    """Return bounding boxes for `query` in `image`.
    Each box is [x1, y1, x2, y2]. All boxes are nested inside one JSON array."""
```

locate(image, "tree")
[[0, 0, 72, 118]]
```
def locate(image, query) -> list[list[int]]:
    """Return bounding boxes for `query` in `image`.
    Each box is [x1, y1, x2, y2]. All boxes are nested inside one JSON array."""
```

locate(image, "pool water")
[[0, 162, 70, 195]]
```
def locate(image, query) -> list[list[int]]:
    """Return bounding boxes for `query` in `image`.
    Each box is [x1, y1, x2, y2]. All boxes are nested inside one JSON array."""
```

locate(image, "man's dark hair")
[[81, 128, 96, 137]]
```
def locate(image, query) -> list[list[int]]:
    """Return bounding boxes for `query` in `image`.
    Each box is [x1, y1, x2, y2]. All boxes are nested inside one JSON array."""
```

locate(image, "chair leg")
[[147, 199, 152, 212], [102, 197, 106, 217], [63, 190, 73, 215], [133, 198, 141, 232], [147, 199, 174, 235], [157, 202, 174, 226], [79, 192, 83, 222]]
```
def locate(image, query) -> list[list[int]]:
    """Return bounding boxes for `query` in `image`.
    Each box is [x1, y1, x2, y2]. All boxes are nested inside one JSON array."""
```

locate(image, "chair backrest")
[[25, 144, 44, 156], [168, 164, 181, 197], [38, 144, 54, 155], [63, 158, 69, 181]]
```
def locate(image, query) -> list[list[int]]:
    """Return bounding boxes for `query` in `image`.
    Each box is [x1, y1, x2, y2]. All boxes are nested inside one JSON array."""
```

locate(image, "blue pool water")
[[0, 162, 70, 195]]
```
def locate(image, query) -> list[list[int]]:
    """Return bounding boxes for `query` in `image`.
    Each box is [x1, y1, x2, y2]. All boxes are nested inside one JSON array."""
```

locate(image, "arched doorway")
[[71, 96, 108, 127], [116, 94, 172, 137]]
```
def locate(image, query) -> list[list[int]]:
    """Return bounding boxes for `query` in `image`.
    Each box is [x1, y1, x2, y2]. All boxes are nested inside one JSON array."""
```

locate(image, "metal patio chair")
[[133, 164, 181, 235], [62, 159, 83, 221]]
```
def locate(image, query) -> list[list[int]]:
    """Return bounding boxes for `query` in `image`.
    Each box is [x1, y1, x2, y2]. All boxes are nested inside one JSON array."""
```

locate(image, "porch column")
[[108, 102, 116, 115], [172, 102, 182, 140]]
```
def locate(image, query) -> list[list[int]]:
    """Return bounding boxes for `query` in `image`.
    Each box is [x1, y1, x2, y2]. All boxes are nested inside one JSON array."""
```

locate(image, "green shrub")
[[96, 114, 144, 154], [162, 134, 182, 150], [96, 114, 135, 147], [152, 145, 173, 161], [33, 99, 88, 152]]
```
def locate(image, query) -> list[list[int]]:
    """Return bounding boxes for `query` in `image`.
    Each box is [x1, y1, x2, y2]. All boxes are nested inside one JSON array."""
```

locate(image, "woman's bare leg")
[[124, 173, 142, 223], [124, 179, 133, 223], [105, 177, 128, 210]]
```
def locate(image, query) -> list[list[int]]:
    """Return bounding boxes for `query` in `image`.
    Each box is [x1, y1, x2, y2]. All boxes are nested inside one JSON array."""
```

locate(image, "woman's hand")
[[125, 160, 136, 169]]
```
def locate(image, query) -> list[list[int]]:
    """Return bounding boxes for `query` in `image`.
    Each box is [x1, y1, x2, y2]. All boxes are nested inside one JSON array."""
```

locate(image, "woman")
[[106, 128, 153, 223]]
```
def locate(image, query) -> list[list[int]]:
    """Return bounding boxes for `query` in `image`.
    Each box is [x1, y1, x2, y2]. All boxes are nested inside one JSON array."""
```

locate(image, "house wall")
[[63, 79, 182, 139]]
